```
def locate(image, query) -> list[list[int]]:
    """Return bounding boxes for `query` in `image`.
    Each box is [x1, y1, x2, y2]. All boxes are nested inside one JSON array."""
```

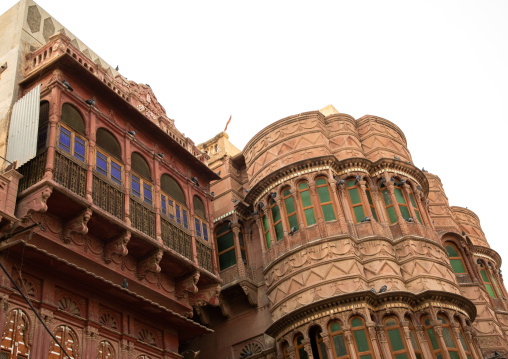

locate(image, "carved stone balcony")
[[129, 196, 156, 239], [161, 217, 192, 261], [92, 174, 124, 220]]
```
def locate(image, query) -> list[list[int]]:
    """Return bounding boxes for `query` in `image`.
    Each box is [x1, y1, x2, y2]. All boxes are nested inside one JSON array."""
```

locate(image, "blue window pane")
[[59, 127, 71, 152], [111, 160, 122, 185], [144, 183, 152, 205], [161, 195, 167, 215], [74, 137, 85, 162], [176, 204, 181, 224], [168, 199, 174, 219], [96, 152, 108, 176], [203, 224, 208, 241], [183, 209, 188, 228], [131, 174, 141, 197], [195, 218, 201, 237]]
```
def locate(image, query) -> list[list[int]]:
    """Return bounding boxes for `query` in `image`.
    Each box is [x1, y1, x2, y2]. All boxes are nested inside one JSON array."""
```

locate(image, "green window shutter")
[[446, 245, 459, 256], [351, 318, 363, 327], [300, 189, 313, 207], [304, 208, 317, 226], [353, 206, 366, 223], [348, 188, 362, 204], [395, 354, 408, 359], [283, 188, 291, 196], [387, 328, 405, 351], [288, 214, 299, 231], [284, 196, 296, 214], [330, 322, 342, 332], [316, 178, 326, 186], [262, 215, 270, 231], [271, 204, 281, 222], [353, 329, 370, 352], [299, 182, 309, 190], [217, 232, 234, 252], [332, 335, 348, 357], [486, 284, 497, 298], [394, 188, 406, 204], [366, 190, 374, 206], [415, 210, 422, 224], [387, 206, 397, 223], [399, 205, 410, 220], [219, 250, 236, 270], [322, 204, 336, 221], [317, 186, 332, 203], [492, 277, 503, 295], [449, 353, 461, 359], [382, 189, 392, 205], [442, 327, 456, 348], [409, 193, 417, 207], [274, 222, 284, 241], [459, 332, 469, 352], [426, 328, 440, 350], [450, 259, 466, 273], [371, 207, 379, 221]]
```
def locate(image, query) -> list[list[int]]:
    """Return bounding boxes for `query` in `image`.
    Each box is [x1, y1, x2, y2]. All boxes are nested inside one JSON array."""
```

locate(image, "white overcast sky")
[[2, 1, 508, 267]]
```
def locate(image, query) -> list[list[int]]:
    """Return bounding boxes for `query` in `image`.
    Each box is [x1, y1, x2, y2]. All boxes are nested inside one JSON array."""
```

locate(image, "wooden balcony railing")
[[53, 151, 86, 198], [92, 174, 124, 219], [17, 151, 47, 193], [161, 217, 192, 260], [130, 197, 156, 238], [196, 240, 213, 273]]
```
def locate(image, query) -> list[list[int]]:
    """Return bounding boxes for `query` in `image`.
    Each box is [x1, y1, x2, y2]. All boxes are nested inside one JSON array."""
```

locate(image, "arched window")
[[310, 326, 328, 359], [97, 340, 115, 359], [492, 272, 504, 298], [48, 325, 79, 359], [131, 152, 152, 206], [269, 197, 284, 241], [422, 315, 443, 358], [350, 317, 373, 359], [298, 182, 316, 227], [380, 179, 421, 224], [437, 315, 460, 358], [95, 128, 122, 185], [282, 188, 299, 232], [316, 177, 336, 222], [37, 100, 49, 152], [346, 179, 367, 223], [384, 316, 410, 359], [294, 333, 308, 359], [405, 316, 423, 359], [262, 211, 271, 249], [160, 174, 188, 229], [478, 260, 497, 298], [193, 196, 208, 241], [58, 103, 86, 162], [1, 309, 30, 358], [215, 222, 246, 270], [445, 243, 467, 274], [328, 321, 349, 359]]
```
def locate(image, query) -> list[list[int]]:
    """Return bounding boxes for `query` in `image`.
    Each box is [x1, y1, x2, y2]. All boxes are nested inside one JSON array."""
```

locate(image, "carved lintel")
[[188, 284, 221, 307], [103, 231, 131, 263], [62, 208, 92, 243], [195, 306, 210, 326], [241, 281, 258, 306], [16, 185, 52, 220], [175, 271, 200, 299], [136, 249, 163, 279]]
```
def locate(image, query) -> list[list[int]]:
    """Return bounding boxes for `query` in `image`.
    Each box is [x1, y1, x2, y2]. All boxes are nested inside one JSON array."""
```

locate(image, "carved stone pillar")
[[414, 325, 433, 359], [358, 181, 374, 219], [286, 345, 296, 359], [431, 323, 450, 359], [328, 176, 348, 232], [401, 321, 417, 359], [35, 308, 53, 358], [321, 333, 334, 359], [464, 328, 479, 359], [154, 156, 162, 243], [44, 86, 61, 180], [290, 188, 307, 243], [302, 338, 313, 359], [376, 324, 392, 359], [232, 223, 245, 276], [367, 323, 383, 359], [308, 183, 326, 238], [85, 113, 96, 203], [337, 184, 357, 237], [343, 328, 359, 359], [370, 183, 390, 226], [403, 183, 418, 222], [451, 324, 468, 359], [124, 134, 132, 225]]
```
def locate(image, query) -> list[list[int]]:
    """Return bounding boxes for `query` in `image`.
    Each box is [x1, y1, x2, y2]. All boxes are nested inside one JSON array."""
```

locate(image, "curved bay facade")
[[194, 106, 507, 359]]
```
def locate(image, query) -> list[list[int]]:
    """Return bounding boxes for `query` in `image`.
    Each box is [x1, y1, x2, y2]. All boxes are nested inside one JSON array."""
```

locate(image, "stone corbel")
[[219, 294, 232, 318], [195, 306, 210, 326], [16, 185, 53, 220], [188, 284, 221, 307], [175, 271, 200, 299], [136, 248, 163, 279], [241, 281, 258, 306], [103, 231, 131, 263], [62, 208, 92, 243]]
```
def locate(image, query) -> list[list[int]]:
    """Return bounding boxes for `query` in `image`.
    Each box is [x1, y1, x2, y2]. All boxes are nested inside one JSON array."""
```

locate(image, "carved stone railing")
[[196, 240, 213, 273], [17, 151, 47, 193], [160, 217, 192, 260], [129, 196, 156, 238], [92, 174, 124, 219], [53, 151, 86, 198], [220, 264, 256, 286]]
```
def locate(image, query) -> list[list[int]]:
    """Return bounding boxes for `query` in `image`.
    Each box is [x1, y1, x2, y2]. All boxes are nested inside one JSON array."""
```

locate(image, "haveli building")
[[0, 1, 506, 359]]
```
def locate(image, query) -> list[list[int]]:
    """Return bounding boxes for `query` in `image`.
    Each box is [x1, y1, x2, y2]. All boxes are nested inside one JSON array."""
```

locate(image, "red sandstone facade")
[[193, 108, 507, 359]]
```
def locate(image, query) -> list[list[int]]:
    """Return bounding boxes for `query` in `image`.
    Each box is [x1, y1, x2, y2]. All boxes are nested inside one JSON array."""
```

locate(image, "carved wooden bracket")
[[194, 306, 210, 326], [241, 281, 258, 306], [188, 283, 221, 307], [136, 249, 163, 279], [219, 294, 232, 318], [62, 208, 92, 243], [16, 185, 52, 220], [103, 231, 131, 263], [175, 271, 200, 299]]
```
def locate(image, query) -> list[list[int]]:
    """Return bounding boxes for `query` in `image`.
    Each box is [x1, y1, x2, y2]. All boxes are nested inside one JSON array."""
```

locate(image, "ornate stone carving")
[[189, 284, 221, 307], [241, 282, 258, 306], [16, 185, 52, 220], [175, 271, 200, 299], [62, 208, 92, 243], [136, 249, 163, 279], [103, 231, 131, 263]]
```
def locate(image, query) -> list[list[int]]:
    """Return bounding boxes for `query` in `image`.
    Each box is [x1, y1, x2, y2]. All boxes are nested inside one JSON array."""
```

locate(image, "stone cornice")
[[473, 245, 502, 266], [265, 290, 476, 338]]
